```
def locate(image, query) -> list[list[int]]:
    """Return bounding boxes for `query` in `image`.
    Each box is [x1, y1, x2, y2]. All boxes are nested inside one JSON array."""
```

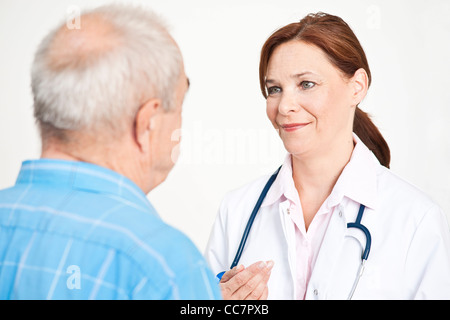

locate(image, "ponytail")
[[353, 107, 390, 168]]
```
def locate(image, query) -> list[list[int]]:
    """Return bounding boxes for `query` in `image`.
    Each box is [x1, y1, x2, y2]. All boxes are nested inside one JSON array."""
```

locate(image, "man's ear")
[[351, 68, 369, 106], [134, 98, 162, 153]]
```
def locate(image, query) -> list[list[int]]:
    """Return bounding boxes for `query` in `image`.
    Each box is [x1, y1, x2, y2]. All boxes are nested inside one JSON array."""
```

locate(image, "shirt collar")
[[16, 159, 153, 213], [261, 154, 297, 208], [261, 133, 378, 210], [327, 133, 378, 210]]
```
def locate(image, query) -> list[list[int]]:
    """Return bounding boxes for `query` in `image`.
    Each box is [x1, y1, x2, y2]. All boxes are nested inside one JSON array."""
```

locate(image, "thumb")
[[220, 264, 245, 283]]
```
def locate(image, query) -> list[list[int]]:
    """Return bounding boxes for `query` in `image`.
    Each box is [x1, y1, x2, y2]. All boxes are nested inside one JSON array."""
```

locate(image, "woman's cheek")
[[266, 102, 278, 129]]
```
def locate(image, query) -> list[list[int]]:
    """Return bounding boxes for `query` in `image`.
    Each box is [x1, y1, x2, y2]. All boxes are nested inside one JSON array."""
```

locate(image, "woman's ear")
[[134, 98, 162, 153], [351, 68, 369, 106]]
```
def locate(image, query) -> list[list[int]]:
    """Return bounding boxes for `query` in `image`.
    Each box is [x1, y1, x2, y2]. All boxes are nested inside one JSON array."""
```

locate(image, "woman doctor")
[[205, 12, 450, 300]]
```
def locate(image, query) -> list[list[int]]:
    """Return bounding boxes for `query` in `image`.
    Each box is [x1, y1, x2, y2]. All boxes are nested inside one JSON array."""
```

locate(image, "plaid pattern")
[[0, 159, 220, 300]]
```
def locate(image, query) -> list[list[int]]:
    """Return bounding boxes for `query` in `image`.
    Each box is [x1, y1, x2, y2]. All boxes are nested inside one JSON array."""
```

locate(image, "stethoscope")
[[217, 165, 372, 300]]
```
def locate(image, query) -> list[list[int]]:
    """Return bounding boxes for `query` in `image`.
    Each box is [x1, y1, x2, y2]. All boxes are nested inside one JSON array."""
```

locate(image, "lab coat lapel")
[[278, 200, 297, 298], [306, 208, 347, 299]]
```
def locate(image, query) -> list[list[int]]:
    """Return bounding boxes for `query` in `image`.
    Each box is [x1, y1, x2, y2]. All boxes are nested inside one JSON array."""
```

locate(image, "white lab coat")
[[205, 136, 450, 299]]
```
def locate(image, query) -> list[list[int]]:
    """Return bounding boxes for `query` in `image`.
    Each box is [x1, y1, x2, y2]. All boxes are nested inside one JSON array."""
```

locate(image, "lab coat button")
[[338, 205, 345, 217], [286, 208, 291, 215], [313, 289, 319, 296]]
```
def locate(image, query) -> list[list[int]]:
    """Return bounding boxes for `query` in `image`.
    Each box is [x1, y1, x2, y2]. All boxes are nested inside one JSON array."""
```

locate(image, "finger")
[[244, 261, 273, 300], [259, 261, 274, 300], [245, 260, 269, 274], [245, 260, 273, 277], [259, 286, 269, 300], [233, 261, 273, 299], [219, 265, 248, 299], [223, 261, 266, 298], [221, 260, 274, 299], [220, 264, 244, 283]]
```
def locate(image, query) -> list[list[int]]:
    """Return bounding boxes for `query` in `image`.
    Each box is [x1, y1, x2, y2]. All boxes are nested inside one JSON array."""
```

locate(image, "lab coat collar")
[[327, 133, 378, 211], [261, 133, 378, 211], [260, 154, 295, 208]]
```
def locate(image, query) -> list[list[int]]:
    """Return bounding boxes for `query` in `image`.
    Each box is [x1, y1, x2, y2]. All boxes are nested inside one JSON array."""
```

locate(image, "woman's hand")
[[219, 260, 274, 300]]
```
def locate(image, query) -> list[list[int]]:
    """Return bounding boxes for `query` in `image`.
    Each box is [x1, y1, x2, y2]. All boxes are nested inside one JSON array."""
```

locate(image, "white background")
[[1, 0, 449, 252]]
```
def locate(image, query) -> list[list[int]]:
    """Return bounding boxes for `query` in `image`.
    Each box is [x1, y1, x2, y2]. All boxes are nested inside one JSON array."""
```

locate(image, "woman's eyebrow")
[[265, 71, 318, 85], [291, 71, 317, 78]]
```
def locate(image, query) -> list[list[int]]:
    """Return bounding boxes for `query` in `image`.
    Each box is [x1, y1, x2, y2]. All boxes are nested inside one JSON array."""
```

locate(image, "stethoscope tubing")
[[347, 204, 371, 261], [230, 166, 282, 269]]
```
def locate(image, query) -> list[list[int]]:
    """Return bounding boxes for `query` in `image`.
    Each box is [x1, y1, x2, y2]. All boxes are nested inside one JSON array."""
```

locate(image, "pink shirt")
[[266, 135, 369, 299]]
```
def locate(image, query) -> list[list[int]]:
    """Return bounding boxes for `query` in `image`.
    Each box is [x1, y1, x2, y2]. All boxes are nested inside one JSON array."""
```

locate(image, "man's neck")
[[41, 139, 152, 194]]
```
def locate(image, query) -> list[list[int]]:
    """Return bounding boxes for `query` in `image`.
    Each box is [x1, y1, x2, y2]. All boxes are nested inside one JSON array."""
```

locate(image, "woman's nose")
[[278, 92, 300, 115]]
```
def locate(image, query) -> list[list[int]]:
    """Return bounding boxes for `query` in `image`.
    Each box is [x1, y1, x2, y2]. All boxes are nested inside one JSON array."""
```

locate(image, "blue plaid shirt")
[[0, 159, 221, 300]]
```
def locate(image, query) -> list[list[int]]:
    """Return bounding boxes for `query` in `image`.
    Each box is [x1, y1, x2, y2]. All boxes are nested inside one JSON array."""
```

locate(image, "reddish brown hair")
[[259, 12, 390, 168]]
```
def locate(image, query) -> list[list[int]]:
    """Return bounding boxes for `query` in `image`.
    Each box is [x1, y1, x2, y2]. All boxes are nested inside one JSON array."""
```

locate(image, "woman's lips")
[[280, 123, 310, 132]]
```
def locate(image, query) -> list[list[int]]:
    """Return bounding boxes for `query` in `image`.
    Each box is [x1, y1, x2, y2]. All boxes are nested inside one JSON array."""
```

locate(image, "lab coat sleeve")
[[404, 204, 450, 299], [204, 198, 230, 276]]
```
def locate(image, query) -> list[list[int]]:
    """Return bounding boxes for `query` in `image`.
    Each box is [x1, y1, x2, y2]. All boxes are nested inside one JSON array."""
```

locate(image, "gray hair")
[[31, 4, 182, 139]]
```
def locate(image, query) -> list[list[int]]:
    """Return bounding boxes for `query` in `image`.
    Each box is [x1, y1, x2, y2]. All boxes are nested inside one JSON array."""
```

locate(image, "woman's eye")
[[267, 86, 281, 95], [300, 81, 315, 90]]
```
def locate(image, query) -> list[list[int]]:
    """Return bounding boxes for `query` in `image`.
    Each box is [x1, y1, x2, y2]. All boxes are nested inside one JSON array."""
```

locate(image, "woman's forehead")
[[266, 41, 332, 78]]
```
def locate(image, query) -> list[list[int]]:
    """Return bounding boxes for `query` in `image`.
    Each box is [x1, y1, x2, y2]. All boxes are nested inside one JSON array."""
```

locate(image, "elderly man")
[[0, 4, 221, 299]]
